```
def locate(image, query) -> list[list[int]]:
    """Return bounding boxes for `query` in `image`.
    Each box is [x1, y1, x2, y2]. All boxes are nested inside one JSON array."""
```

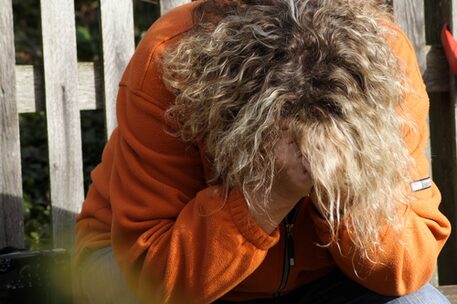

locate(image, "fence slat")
[[99, 0, 135, 139], [429, 89, 457, 285], [424, 46, 449, 93], [0, 0, 24, 248], [393, 0, 427, 73], [40, 0, 84, 250], [160, 0, 192, 16], [426, 0, 457, 287], [15, 65, 44, 114], [16, 63, 103, 113], [10, 46, 449, 114], [436, 0, 457, 285], [78, 62, 104, 111]]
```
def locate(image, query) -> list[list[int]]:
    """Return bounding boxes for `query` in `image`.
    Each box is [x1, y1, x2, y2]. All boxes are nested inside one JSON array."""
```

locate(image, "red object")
[[441, 23, 457, 75]]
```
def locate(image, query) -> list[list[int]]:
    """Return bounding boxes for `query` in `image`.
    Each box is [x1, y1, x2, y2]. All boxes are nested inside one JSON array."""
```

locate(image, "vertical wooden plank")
[[0, 0, 25, 248], [99, 0, 135, 138], [160, 0, 192, 15], [429, 91, 457, 285], [393, 0, 427, 72], [424, 0, 449, 287], [437, 0, 457, 285], [40, 0, 84, 250], [424, 0, 449, 45]]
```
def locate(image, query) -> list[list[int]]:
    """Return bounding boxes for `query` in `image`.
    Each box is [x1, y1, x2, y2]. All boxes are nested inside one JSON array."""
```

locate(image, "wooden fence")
[[0, 0, 456, 294]]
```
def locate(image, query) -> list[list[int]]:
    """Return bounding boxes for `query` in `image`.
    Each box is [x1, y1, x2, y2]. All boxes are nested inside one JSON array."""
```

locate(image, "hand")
[[247, 129, 314, 234]]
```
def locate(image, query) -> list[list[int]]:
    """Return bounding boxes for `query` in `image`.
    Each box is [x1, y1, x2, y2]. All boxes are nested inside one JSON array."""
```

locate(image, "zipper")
[[274, 207, 299, 299]]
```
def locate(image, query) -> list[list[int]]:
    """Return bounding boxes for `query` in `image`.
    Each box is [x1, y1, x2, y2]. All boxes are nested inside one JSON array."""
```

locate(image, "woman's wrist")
[[246, 192, 300, 234]]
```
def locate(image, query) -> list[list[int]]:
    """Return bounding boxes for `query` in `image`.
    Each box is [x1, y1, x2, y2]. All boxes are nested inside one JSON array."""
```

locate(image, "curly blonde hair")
[[162, 0, 414, 262]]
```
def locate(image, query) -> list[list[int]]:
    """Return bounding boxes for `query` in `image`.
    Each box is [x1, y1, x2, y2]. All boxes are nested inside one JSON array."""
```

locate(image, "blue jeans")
[[78, 247, 450, 304], [284, 269, 451, 304], [216, 269, 450, 304]]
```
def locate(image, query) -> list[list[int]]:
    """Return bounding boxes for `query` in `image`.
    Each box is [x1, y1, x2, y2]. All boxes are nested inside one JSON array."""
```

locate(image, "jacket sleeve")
[[107, 53, 280, 303], [309, 24, 451, 296]]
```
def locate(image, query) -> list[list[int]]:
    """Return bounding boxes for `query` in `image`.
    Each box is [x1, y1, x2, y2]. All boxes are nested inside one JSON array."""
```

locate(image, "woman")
[[76, 0, 451, 303]]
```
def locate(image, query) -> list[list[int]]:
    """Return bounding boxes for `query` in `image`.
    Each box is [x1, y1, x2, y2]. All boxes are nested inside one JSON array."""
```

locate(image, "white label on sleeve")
[[410, 177, 432, 192]]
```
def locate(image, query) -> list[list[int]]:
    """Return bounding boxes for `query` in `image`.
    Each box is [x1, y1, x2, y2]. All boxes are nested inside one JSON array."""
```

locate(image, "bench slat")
[[99, 0, 135, 139], [40, 0, 84, 250], [0, 0, 24, 249]]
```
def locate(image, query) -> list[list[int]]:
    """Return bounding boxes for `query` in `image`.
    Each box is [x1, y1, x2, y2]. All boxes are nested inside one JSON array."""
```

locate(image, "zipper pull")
[[286, 223, 294, 237], [289, 250, 295, 266]]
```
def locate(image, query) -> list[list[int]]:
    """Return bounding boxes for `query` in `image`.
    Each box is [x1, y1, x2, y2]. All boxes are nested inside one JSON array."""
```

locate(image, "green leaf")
[[76, 25, 92, 42]]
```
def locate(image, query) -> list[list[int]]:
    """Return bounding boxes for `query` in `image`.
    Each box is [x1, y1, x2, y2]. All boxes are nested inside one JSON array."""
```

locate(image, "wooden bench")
[[1, 0, 456, 302]]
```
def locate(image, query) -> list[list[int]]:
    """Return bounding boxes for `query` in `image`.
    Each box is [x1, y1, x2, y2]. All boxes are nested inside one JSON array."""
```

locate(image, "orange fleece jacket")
[[76, 2, 451, 303]]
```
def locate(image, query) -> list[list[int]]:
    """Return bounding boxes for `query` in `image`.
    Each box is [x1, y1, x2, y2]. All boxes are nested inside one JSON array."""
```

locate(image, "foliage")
[[13, 0, 42, 65], [81, 110, 105, 193], [19, 113, 51, 250], [13, 0, 160, 249]]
